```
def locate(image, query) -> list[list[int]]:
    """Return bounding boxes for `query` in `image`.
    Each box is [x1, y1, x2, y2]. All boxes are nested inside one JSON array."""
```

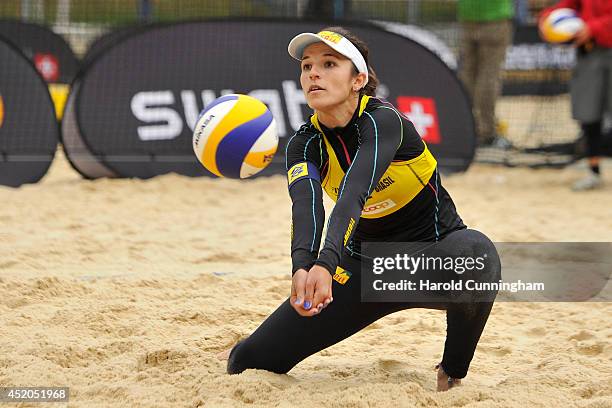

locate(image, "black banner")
[[0, 20, 79, 84], [82, 24, 145, 68], [502, 24, 575, 96], [0, 38, 59, 187], [63, 19, 475, 179]]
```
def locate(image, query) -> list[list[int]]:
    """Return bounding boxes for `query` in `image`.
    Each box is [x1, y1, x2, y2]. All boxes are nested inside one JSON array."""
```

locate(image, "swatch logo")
[[0, 94, 4, 128]]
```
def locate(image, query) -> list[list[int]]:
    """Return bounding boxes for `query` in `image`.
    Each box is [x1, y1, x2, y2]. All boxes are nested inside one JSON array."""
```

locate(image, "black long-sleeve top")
[[286, 95, 465, 275]]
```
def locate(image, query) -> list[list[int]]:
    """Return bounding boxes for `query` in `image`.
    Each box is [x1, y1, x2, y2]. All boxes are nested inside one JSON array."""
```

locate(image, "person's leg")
[[226, 286, 364, 374], [585, 121, 603, 173], [571, 49, 606, 190], [459, 22, 485, 144], [351, 228, 499, 388], [441, 301, 494, 378], [228, 230, 500, 387], [431, 229, 501, 381], [573, 121, 603, 190], [459, 22, 478, 105], [227, 258, 414, 375], [473, 20, 512, 145], [574, 119, 603, 191]]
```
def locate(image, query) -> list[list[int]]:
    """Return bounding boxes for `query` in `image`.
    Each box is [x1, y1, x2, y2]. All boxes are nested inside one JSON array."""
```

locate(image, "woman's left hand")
[[303, 265, 333, 315]]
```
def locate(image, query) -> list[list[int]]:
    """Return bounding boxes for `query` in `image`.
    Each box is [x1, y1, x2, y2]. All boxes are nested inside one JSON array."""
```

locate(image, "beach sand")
[[0, 151, 610, 407]]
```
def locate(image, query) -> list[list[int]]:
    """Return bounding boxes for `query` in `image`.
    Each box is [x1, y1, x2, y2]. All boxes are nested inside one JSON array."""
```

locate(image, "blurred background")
[[1, 0, 610, 183]]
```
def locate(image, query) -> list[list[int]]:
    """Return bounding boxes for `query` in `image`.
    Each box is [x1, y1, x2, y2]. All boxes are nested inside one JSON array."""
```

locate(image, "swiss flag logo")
[[34, 53, 59, 82], [396, 96, 441, 144]]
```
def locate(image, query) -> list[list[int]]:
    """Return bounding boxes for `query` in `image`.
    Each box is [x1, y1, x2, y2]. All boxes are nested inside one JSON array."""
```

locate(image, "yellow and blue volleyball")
[[540, 8, 584, 44], [192, 94, 278, 178]]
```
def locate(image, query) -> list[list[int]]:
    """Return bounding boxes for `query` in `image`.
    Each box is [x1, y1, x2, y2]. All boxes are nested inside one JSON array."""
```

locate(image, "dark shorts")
[[571, 47, 612, 123]]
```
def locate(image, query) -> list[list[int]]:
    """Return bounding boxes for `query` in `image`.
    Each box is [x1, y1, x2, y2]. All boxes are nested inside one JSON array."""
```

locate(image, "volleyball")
[[539, 8, 584, 44], [192, 94, 278, 178]]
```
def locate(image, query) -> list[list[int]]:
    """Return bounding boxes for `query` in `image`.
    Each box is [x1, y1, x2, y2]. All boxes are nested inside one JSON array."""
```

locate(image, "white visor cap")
[[288, 30, 369, 86]]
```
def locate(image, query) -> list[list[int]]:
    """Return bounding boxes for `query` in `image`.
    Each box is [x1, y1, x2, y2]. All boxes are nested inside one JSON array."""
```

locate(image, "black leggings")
[[583, 121, 602, 158], [227, 229, 500, 379]]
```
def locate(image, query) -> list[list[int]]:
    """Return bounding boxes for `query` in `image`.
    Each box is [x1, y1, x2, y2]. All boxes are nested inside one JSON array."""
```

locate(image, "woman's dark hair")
[[321, 26, 379, 97]]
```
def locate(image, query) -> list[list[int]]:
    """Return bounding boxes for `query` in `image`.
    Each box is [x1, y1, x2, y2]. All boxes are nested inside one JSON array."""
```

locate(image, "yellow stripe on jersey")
[[358, 95, 370, 116], [344, 218, 355, 246]]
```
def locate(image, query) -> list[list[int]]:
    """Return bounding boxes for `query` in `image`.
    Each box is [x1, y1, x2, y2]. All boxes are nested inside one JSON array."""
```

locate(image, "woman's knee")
[[452, 229, 501, 277], [226, 340, 250, 375], [226, 339, 292, 375]]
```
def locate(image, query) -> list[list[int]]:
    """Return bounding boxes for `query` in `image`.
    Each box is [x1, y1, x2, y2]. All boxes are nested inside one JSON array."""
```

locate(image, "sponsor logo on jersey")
[[0, 94, 4, 128], [333, 267, 352, 284], [288, 162, 308, 184], [343, 218, 355, 246], [374, 175, 395, 193], [396, 96, 441, 144], [362, 199, 397, 215], [34, 53, 60, 82], [318, 31, 343, 44]]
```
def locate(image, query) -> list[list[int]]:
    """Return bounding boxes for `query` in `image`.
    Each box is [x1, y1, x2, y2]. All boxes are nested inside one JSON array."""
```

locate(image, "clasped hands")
[[290, 265, 333, 317]]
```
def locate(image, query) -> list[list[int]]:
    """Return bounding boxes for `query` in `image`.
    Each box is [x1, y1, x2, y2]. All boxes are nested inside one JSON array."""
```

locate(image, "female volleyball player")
[[223, 27, 501, 391]]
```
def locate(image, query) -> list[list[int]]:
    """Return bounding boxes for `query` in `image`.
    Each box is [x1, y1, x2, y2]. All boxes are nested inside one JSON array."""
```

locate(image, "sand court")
[[0, 151, 610, 407]]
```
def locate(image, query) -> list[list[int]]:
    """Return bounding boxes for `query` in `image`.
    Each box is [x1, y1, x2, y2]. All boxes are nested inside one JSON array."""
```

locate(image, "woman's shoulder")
[[285, 121, 325, 169], [287, 121, 321, 146], [358, 96, 404, 122], [358, 96, 424, 153], [356, 96, 410, 130]]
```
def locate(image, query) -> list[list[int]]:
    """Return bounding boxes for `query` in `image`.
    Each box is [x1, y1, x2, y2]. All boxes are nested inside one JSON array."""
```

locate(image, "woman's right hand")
[[291, 268, 332, 317]]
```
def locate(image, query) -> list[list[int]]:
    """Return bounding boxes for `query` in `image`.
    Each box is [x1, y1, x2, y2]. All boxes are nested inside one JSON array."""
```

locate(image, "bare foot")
[[436, 365, 461, 392], [216, 347, 232, 361]]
